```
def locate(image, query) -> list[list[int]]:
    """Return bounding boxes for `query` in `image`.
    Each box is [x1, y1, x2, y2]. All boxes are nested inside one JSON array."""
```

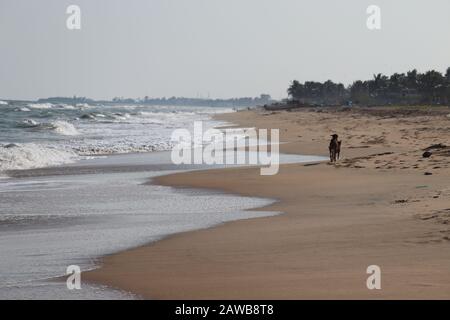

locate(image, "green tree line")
[[288, 68, 450, 106]]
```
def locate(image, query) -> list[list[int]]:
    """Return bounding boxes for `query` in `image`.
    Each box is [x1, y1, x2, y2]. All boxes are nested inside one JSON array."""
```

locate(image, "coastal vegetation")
[[287, 68, 450, 106]]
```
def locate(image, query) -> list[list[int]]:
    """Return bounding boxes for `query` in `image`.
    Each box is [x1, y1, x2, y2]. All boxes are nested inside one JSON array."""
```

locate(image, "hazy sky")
[[1, 0, 449, 100]]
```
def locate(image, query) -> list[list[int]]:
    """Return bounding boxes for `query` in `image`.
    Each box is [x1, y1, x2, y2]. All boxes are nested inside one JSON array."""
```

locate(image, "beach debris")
[[424, 172, 433, 176], [348, 145, 370, 149], [422, 151, 432, 158], [394, 199, 408, 204], [375, 152, 394, 156], [424, 143, 447, 151], [416, 209, 450, 226], [304, 163, 320, 167], [421, 144, 450, 158], [417, 214, 438, 221]]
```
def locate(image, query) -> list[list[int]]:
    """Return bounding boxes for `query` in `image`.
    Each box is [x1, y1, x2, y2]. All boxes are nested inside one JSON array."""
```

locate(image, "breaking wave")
[[1, 103, 236, 173], [17, 120, 79, 136], [25, 103, 54, 109], [49, 121, 79, 135], [16, 107, 31, 112], [0, 143, 79, 171]]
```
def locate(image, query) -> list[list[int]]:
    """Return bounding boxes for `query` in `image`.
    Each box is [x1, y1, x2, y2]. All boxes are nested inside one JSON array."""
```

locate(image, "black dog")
[[329, 134, 342, 162]]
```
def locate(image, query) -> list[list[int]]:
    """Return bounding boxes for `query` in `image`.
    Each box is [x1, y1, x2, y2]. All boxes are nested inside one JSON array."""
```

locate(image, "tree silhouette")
[[288, 68, 450, 106]]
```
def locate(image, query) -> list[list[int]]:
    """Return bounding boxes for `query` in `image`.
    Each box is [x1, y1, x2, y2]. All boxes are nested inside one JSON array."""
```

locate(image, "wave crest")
[[16, 120, 79, 136], [49, 121, 79, 136], [0, 143, 78, 171]]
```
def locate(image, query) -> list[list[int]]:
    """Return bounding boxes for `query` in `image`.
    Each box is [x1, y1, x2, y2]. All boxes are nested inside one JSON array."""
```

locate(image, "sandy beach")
[[85, 106, 450, 299], [3, 0, 450, 305]]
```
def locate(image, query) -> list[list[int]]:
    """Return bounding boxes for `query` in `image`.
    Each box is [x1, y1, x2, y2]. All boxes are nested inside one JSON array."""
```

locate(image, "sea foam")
[[0, 143, 78, 171], [1, 104, 236, 172], [26, 103, 54, 109], [49, 121, 79, 136]]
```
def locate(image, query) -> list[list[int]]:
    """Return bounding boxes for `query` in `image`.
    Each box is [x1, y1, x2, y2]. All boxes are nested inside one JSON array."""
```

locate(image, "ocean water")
[[0, 166, 278, 299], [0, 102, 234, 173], [0, 102, 326, 299]]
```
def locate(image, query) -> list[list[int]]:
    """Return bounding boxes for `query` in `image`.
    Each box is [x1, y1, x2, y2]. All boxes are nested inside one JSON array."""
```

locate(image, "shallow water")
[[0, 171, 275, 299], [0, 149, 327, 300]]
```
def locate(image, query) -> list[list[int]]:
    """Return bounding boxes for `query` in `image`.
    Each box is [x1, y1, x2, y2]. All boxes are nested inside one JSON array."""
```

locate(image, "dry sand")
[[85, 106, 450, 299]]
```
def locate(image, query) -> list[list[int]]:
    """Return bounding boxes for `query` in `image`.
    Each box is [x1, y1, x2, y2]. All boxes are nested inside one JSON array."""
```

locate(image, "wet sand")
[[85, 106, 450, 299]]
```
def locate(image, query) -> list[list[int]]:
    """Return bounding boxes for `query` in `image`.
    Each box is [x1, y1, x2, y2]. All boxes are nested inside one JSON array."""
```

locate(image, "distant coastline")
[[0, 94, 274, 108]]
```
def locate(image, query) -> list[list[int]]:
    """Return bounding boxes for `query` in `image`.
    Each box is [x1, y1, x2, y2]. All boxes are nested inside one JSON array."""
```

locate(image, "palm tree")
[[371, 73, 389, 99], [287, 80, 304, 100], [406, 69, 418, 90], [418, 70, 445, 103]]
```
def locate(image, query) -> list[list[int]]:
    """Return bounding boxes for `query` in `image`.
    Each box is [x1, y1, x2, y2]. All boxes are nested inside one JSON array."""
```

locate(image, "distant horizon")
[[2, 65, 449, 103], [0, 93, 274, 103]]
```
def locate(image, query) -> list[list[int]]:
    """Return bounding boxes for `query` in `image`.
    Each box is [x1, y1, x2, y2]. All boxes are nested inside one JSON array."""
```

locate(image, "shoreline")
[[2, 147, 289, 299], [84, 107, 450, 299]]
